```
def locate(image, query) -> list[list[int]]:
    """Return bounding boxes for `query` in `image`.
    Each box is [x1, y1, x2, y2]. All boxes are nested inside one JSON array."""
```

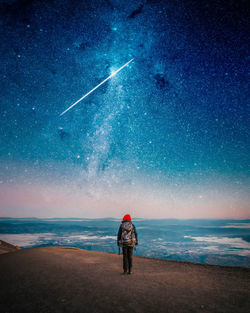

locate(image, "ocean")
[[0, 218, 249, 267]]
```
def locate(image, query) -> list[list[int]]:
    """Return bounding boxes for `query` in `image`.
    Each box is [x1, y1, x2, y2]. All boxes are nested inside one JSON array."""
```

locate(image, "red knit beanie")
[[123, 214, 131, 221]]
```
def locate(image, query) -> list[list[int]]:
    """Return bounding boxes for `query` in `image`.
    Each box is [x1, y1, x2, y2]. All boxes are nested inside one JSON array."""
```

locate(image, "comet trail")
[[59, 58, 134, 116]]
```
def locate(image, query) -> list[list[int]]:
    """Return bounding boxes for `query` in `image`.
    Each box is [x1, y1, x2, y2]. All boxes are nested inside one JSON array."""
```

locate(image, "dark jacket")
[[117, 220, 138, 246]]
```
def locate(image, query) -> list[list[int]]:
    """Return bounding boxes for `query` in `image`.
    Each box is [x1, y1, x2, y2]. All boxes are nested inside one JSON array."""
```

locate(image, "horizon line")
[[0, 216, 250, 221]]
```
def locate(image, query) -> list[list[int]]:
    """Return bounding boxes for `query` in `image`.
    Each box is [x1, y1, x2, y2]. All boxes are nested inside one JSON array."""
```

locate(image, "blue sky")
[[0, 0, 249, 218]]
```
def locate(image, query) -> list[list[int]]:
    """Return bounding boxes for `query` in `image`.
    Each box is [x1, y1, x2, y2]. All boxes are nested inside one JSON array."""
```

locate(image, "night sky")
[[0, 0, 249, 218]]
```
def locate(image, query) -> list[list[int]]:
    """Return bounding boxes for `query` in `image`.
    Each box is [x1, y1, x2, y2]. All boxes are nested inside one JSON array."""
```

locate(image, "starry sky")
[[0, 0, 249, 218]]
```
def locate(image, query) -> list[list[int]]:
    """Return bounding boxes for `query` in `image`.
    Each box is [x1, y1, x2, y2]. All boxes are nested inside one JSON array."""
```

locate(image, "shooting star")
[[60, 58, 134, 116]]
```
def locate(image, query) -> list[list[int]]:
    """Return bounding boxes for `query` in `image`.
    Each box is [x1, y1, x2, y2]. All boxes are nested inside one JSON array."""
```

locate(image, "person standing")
[[117, 214, 138, 274]]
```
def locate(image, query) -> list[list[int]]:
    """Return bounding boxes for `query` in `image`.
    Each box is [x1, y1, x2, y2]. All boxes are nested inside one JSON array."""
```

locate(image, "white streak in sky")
[[59, 58, 134, 116]]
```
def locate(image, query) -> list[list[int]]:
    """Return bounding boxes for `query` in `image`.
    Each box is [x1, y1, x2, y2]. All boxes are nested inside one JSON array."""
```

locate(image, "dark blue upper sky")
[[0, 0, 249, 218]]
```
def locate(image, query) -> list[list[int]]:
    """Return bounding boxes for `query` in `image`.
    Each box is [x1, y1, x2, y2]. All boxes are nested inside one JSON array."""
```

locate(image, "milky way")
[[0, 0, 249, 218]]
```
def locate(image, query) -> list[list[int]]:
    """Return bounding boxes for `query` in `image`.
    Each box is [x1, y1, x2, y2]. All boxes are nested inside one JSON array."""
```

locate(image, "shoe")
[[128, 271, 132, 275]]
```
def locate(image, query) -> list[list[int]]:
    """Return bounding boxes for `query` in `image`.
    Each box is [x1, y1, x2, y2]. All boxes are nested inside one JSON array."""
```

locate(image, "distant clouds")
[[184, 236, 250, 257]]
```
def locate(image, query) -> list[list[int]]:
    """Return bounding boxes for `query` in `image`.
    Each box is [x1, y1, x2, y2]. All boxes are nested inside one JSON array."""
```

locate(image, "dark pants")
[[122, 246, 133, 272]]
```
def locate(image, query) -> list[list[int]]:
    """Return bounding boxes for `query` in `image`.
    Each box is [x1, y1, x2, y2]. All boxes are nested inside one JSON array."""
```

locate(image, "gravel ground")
[[0, 246, 249, 313]]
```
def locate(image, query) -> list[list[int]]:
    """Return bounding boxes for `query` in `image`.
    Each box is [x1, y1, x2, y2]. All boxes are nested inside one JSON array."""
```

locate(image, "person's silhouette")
[[117, 214, 138, 274]]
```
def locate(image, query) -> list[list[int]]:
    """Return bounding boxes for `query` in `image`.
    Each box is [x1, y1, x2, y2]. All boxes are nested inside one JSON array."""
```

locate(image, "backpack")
[[120, 221, 136, 246]]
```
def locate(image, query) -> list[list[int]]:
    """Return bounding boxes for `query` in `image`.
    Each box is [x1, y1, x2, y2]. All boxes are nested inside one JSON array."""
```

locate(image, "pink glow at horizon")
[[0, 182, 249, 219]]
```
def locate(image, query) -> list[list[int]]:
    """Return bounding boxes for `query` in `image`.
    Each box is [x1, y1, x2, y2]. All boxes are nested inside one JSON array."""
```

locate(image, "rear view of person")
[[117, 214, 138, 274]]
